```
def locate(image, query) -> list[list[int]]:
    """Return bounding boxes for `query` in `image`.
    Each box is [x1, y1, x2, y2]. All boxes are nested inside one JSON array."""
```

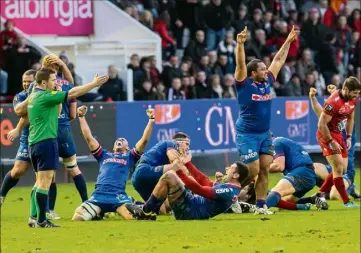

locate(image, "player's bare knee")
[[11, 166, 27, 178], [161, 170, 177, 182], [37, 171, 54, 189]]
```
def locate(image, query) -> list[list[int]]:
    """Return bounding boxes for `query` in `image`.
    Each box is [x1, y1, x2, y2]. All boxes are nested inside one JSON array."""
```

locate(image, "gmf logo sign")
[[154, 104, 181, 125], [285, 100, 309, 120]]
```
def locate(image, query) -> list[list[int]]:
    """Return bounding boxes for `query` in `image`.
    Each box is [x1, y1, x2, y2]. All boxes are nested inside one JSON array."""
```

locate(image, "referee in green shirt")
[[25, 68, 108, 228]]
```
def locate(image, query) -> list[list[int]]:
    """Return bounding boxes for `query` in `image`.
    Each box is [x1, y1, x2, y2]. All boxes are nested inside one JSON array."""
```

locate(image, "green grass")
[[1, 171, 360, 253]]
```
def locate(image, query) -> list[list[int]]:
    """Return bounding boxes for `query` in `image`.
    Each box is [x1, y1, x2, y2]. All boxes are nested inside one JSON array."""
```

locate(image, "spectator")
[[288, 9, 300, 28], [232, 4, 249, 34], [222, 74, 236, 98], [0, 20, 17, 67], [155, 82, 166, 100], [98, 65, 125, 102], [280, 57, 297, 85], [335, 15, 352, 67], [31, 62, 41, 71], [140, 10, 154, 30], [349, 31, 361, 75], [180, 61, 191, 77], [284, 73, 302, 96], [330, 73, 342, 89], [296, 48, 316, 81], [168, 77, 185, 100], [213, 54, 231, 81], [161, 55, 182, 88], [280, 0, 297, 19], [210, 74, 223, 98], [263, 10, 273, 37], [248, 9, 264, 36], [134, 57, 153, 90], [302, 72, 316, 95], [127, 54, 142, 84], [319, 0, 334, 27], [149, 56, 161, 85], [312, 70, 326, 95], [184, 30, 207, 63], [154, 11, 176, 60], [318, 33, 339, 84], [134, 80, 158, 100], [203, 0, 234, 51], [217, 31, 236, 71], [195, 71, 211, 98], [184, 76, 197, 99], [208, 51, 218, 68], [246, 29, 271, 61], [194, 54, 212, 78], [68, 62, 82, 87], [348, 9, 360, 33]]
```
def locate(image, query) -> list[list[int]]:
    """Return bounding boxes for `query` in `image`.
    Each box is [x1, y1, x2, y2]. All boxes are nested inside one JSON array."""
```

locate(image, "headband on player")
[[174, 138, 190, 145]]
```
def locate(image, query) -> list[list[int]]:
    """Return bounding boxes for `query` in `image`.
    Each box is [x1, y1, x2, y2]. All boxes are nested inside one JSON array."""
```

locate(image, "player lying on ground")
[[309, 85, 360, 202], [315, 77, 360, 207], [23, 69, 109, 228], [72, 106, 154, 221], [234, 26, 299, 210], [9, 54, 88, 219], [0, 70, 36, 206], [127, 157, 249, 220], [266, 137, 328, 211], [131, 132, 190, 213]]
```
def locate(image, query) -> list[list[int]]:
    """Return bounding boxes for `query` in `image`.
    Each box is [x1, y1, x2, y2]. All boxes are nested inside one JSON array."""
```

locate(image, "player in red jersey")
[[316, 76, 361, 207]]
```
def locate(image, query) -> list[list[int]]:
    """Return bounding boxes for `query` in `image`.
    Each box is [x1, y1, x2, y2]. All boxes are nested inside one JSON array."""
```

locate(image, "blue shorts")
[[57, 125, 76, 159], [170, 189, 211, 220], [30, 138, 59, 172], [131, 162, 164, 201], [87, 192, 132, 214], [283, 166, 317, 198], [15, 142, 31, 163], [236, 130, 274, 164]]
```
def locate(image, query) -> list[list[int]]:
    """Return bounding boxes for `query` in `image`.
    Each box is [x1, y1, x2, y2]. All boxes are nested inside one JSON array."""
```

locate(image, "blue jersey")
[[235, 72, 274, 133], [57, 77, 75, 126], [141, 140, 177, 166], [273, 137, 313, 175], [92, 145, 141, 195], [13, 91, 29, 144]]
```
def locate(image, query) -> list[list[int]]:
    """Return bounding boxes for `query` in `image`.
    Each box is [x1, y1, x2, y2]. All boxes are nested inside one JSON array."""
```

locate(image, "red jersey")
[[322, 90, 357, 133]]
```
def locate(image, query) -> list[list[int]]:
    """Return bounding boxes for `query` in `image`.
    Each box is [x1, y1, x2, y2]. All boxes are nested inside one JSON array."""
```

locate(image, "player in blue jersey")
[[127, 156, 249, 220], [131, 133, 190, 206], [0, 70, 36, 206], [266, 137, 328, 210], [309, 86, 360, 201], [72, 105, 155, 221], [234, 26, 299, 210]]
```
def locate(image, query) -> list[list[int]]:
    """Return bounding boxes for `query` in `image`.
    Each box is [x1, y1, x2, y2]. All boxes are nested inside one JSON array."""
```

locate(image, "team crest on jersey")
[[285, 100, 309, 120], [259, 88, 265, 94], [154, 104, 181, 125], [325, 104, 334, 113]]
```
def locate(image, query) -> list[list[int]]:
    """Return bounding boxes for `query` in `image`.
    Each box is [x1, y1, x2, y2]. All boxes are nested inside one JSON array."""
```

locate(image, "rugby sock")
[[30, 187, 37, 218], [0, 172, 20, 197], [277, 199, 298, 210], [333, 177, 350, 204], [296, 197, 313, 204], [265, 191, 281, 208], [143, 194, 165, 214], [73, 174, 88, 202], [256, 199, 266, 208], [48, 182, 57, 211], [35, 188, 49, 223], [319, 173, 334, 193]]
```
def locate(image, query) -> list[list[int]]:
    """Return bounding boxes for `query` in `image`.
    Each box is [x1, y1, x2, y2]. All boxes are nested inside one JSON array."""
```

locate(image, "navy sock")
[[73, 174, 88, 202], [143, 194, 165, 214], [0, 172, 20, 197], [48, 182, 57, 210], [256, 199, 266, 208], [265, 191, 281, 208], [35, 189, 49, 223], [297, 196, 313, 204]]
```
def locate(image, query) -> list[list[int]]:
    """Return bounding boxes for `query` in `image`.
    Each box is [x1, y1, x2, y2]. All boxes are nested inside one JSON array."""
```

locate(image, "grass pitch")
[[1, 171, 360, 253]]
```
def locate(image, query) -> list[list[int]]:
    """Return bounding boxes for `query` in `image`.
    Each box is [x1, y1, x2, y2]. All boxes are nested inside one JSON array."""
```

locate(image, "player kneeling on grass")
[[72, 106, 154, 221], [265, 137, 328, 211], [126, 156, 249, 220]]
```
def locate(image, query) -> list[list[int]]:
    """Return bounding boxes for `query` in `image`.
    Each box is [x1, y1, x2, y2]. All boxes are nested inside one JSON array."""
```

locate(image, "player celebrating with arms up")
[[72, 106, 154, 221], [234, 26, 299, 210], [316, 77, 360, 207]]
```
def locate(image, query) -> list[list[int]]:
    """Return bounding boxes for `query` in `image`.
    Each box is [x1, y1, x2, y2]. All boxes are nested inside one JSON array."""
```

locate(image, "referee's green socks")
[[30, 186, 37, 218]]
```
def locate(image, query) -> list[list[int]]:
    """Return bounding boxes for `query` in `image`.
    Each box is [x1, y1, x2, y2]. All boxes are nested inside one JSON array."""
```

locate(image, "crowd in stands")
[[1, 0, 361, 102]]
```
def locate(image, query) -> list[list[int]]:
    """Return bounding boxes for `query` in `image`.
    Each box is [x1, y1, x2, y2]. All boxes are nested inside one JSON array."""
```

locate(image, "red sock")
[[333, 177, 350, 204], [277, 200, 298, 210], [319, 172, 334, 193]]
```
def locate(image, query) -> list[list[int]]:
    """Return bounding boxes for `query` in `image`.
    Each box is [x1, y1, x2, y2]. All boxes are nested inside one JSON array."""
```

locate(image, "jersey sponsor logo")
[[301, 150, 308, 155], [103, 158, 127, 165], [285, 100, 309, 120], [336, 119, 347, 132], [215, 188, 230, 194], [241, 150, 258, 161], [154, 104, 181, 125], [51, 91, 57, 95], [251, 94, 272, 101], [58, 114, 66, 119], [56, 79, 69, 85]]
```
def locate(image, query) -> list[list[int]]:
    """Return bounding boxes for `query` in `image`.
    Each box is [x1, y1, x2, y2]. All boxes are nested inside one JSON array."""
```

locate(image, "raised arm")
[[77, 105, 100, 151], [268, 26, 299, 79], [135, 109, 155, 153], [309, 88, 323, 118], [68, 74, 109, 100], [234, 27, 248, 82], [183, 158, 213, 187], [47, 55, 74, 84]]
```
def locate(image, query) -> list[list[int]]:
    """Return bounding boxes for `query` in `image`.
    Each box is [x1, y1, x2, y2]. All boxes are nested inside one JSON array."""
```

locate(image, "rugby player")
[[0, 70, 36, 206], [22, 68, 108, 228], [309, 85, 360, 201], [131, 133, 190, 211], [234, 26, 299, 210], [315, 77, 360, 207], [127, 157, 249, 220], [266, 137, 327, 210], [72, 106, 154, 221]]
